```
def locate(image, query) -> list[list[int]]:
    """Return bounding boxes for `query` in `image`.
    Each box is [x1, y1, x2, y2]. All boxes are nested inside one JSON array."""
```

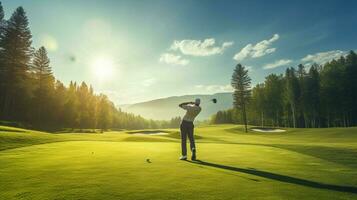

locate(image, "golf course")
[[1, 125, 357, 200]]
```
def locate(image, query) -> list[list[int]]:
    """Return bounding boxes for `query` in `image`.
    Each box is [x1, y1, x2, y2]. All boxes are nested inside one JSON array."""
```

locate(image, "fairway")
[[1, 125, 357, 200]]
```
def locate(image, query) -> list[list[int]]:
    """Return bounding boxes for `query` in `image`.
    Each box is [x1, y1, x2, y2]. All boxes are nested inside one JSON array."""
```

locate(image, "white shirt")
[[181, 104, 201, 122]]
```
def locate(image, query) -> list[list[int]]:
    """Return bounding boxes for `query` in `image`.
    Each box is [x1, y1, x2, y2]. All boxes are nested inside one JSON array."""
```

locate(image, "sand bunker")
[[251, 128, 286, 133]]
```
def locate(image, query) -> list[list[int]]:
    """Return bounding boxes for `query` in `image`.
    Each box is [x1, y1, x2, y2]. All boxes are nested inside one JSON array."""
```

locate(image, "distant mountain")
[[120, 93, 233, 120]]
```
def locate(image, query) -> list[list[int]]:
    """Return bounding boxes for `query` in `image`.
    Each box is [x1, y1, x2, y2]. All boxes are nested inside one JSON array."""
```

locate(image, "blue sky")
[[2, 0, 357, 104]]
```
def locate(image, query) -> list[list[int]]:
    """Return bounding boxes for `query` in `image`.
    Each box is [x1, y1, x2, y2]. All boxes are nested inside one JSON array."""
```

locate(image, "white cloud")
[[195, 84, 233, 93], [233, 34, 279, 61], [245, 65, 254, 72], [170, 38, 233, 56], [301, 50, 347, 65], [263, 59, 292, 69], [159, 53, 189, 66]]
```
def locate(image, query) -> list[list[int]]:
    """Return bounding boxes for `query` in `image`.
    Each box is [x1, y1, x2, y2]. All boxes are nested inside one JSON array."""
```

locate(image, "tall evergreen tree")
[[31, 46, 54, 127], [0, 1, 6, 116], [31, 47, 53, 87], [0, 2, 4, 21], [77, 81, 91, 129], [284, 68, 300, 128], [87, 85, 97, 129], [264, 74, 284, 127], [305, 64, 320, 127], [0, 7, 33, 121], [345, 51, 357, 125], [296, 64, 308, 127], [64, 81, 79, 128], [231, 64, 251, 132], [97, 94, 112, 131], [252, 83, 267, 127], [321, 59, 346, 127], [53, 80, 67, 127]]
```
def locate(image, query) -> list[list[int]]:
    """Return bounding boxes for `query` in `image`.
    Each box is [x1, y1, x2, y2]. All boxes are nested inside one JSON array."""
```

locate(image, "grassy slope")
[[1, 125, 357, 200]]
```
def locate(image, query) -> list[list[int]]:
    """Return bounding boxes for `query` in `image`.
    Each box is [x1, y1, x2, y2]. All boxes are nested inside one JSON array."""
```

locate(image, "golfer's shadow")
[[187, 160, 357, 194]]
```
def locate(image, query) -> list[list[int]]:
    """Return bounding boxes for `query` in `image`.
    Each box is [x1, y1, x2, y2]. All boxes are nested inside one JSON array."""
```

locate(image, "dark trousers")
[[180, 120, 196, 156]]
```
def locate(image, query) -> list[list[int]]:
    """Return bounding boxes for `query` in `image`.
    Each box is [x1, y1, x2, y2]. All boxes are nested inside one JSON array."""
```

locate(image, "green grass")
[[1, 125, 357, 199]]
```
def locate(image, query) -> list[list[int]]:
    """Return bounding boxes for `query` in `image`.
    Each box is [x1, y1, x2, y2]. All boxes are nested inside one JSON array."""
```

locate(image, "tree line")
[[0, 3, 180, 131], [212, 51, 357, 128]]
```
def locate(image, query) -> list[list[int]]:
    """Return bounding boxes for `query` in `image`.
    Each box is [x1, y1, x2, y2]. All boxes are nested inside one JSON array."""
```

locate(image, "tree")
[[0, 2, 6, 114], [97, 94, 112, 131], [320, 59, 346, 127], [0, 7, 33, 121], [169, 116, 182, 128], [284, 68, 299, 128], [87, 85, 98, 129], [251, 83, 266, 127], [77, 82, 91, 129], [53, 80, 67, 127], [0, 2, 4, 21], [264, 74, 284, 127], [297, 64, 310, 127], [231, 64, 251, 132], [304, 64, 320, 127], [64, 81, 79, 129], [345, 51, 357, 126], [30, 46, 55, 127]]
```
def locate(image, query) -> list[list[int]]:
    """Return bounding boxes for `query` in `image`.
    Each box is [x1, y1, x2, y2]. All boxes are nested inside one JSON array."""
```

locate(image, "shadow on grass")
[[271, 144, 357, 168], [199, 138, 357, 168], [187, 160, 357, 194]]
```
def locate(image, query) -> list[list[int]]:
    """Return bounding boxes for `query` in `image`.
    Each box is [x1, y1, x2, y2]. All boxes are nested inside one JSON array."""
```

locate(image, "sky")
[[2, 0, 357, 104]]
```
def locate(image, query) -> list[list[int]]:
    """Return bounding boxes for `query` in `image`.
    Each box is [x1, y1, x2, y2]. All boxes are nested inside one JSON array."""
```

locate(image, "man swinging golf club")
[[178, 98, 202, 161]]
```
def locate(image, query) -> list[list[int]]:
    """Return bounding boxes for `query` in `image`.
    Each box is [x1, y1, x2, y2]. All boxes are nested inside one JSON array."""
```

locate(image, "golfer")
[[178, 98, 201, 160]]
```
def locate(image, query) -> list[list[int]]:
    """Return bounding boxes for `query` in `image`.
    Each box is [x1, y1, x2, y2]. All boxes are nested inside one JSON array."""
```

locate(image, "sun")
[[91, 57, 115, 80]]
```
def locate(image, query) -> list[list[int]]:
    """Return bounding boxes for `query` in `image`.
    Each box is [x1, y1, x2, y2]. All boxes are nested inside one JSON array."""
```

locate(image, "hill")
[[119, 93, 233, 120]]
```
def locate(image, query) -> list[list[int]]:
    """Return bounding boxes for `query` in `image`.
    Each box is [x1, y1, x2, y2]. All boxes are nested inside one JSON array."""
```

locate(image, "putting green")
[[1, 125, 357, 199]]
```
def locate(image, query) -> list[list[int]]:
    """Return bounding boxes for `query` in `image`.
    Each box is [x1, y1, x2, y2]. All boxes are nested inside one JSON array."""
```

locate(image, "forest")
[[212, 51, 357, 128], [0, 4, 181, 131]]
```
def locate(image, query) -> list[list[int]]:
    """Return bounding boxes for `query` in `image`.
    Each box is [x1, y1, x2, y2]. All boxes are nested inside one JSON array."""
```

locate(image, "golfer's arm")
[[179, 102, 192, 108]]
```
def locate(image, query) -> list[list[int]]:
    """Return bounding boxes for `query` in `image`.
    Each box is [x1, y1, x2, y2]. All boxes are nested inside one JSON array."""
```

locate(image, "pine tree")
[[31, 46, 55, 127], [53, 80, 67, 127], [345, 51, 357, 126], [264, 74, 284, 127], [87, 85, 97, 129], [231, 64, 251, 132], [284, 68, 299, 128], [0, 7, 33, 121], [64, 81, 79, 129], [78, 81, 91, 129], [97, 94, 112, 132], [0, 2, 6, 117], [32, 47, 53, 88], [305, 64, 320, 127], [297, 64, 308, 127], [252, 83, 266, 127]]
